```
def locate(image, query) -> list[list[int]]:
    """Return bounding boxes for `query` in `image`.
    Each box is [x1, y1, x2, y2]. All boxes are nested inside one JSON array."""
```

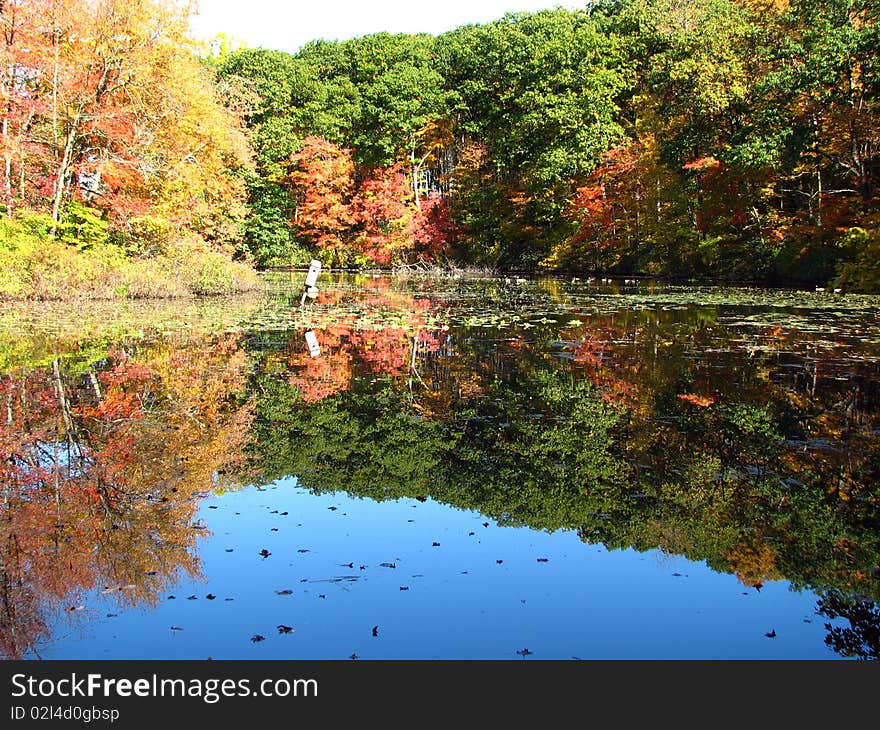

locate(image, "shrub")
[[0, 209, 262, 301]]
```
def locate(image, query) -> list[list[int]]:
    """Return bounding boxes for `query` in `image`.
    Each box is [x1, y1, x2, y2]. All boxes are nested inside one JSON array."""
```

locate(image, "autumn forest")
[[0, 0, 877, 296]]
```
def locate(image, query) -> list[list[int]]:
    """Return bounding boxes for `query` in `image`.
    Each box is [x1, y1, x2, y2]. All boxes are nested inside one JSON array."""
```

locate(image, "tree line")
[[218, 0, 879, 288], [0, 0, 877, 292]]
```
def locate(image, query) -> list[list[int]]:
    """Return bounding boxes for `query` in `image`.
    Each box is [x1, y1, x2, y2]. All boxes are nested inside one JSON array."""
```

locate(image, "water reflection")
[[0, 335, 253, 657], [2, 276, 879, 658]]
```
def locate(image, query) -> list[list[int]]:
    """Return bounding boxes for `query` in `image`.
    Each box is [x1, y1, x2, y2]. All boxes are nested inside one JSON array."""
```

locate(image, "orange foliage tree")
[[0, 0, 250, 242], [287, 135, 357, 254], [351, 163, 413, 265]]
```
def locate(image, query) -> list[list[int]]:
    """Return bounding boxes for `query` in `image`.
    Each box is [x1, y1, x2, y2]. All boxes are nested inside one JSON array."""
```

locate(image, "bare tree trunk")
[[88, 371, 101, 400], [2, 96, 12, 217], [50, 108, 80, 232], [812, 112, 822, 233]]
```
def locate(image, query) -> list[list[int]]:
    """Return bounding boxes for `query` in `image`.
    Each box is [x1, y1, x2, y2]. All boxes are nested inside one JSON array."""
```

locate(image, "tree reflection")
[[0, 334, 253, 658], [250, 293, 880, 625], [818, 591, 880, 660], [286, 279, 442, 402]]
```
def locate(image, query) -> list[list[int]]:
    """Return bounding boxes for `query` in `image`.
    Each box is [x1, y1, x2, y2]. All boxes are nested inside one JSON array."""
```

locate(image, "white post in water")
[[300, 259, 322, 306], [305, 259, 321, 288]]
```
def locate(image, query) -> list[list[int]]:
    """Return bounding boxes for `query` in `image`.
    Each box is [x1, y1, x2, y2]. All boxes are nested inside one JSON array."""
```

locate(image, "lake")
[[2, 272, 879, 659]]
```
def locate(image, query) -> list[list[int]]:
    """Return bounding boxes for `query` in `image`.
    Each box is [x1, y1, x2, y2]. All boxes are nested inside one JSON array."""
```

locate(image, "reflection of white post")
[[301, 260, 322, 306], [305, 330, 321, 358]]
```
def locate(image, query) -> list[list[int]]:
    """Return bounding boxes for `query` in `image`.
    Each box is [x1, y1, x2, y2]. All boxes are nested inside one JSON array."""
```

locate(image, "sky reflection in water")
[[41, 482, 833, 660]]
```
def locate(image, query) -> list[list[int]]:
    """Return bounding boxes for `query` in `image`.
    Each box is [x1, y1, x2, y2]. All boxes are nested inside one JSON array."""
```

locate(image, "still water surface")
[[2, 274, 879, 659]]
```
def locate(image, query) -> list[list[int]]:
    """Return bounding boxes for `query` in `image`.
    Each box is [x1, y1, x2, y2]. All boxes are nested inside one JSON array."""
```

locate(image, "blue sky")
[[191, 0, 584, 53]]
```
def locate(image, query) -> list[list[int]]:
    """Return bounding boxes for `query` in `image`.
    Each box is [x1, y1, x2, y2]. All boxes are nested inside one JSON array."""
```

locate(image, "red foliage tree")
[[287, 137, 430, 266], [557, 144, 644, 270], [351, 163, 413, 265], [409, 191, 457, 261]]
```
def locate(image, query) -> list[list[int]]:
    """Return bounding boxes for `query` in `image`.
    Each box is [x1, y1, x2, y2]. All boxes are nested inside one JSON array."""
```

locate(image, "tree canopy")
[[214, 0, 878, 288]]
